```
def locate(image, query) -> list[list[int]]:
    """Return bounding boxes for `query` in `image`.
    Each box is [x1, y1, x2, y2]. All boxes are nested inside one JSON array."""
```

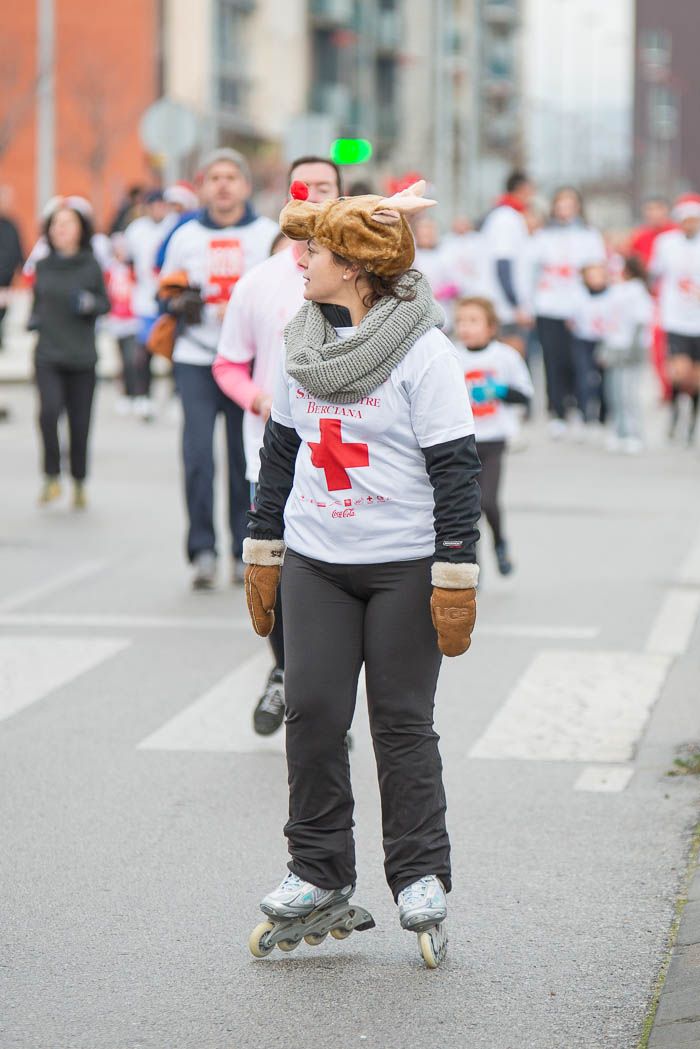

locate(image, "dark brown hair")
[[331, 251, 419, 309], [288, 155, 343, 195], [623, 255, 648, 286], [44, 207, 94, 253], [455, 296, 500, 333]]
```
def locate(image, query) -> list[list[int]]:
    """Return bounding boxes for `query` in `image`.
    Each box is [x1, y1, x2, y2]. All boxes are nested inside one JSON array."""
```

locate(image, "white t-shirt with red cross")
[[104, 259, 139, 338], [454, 339, 534, 443], [271, 327, 475, 564], [650, 229, 700, 336], [569, 286, 612, 342], [218, 247, 304, 481], [531, 224, 606, 320], [161, 212, 278, 365]]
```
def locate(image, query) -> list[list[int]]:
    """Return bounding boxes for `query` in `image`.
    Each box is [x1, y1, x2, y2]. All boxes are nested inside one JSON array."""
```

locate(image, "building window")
[[216, 0, 253, 113]]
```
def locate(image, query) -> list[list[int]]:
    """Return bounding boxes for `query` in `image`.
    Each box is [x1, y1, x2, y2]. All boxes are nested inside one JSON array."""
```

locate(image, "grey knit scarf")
[[284, 273, 444, 404]]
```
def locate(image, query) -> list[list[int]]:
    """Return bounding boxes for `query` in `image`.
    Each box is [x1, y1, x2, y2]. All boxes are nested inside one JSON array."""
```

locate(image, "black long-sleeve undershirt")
[[422, 434, 481, 564]]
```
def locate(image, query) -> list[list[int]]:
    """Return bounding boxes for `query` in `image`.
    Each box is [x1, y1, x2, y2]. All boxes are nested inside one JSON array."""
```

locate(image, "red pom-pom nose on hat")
[[290, 180, 309, 201]]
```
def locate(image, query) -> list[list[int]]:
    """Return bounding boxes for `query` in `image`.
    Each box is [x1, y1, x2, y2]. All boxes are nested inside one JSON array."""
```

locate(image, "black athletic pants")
[[117, 335, 152, 398], [35, 361, 96, 481], [537, 316, 575, 419], [281, 549, 450, 900], [478, 440, 505, 547]]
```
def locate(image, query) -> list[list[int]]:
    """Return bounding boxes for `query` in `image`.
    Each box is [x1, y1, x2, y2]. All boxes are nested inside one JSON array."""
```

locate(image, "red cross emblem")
[[308, 418, 369, 492]]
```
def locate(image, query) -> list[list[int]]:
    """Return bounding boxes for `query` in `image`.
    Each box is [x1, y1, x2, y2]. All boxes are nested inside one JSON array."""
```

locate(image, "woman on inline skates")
[[243, 180, 481, 967]]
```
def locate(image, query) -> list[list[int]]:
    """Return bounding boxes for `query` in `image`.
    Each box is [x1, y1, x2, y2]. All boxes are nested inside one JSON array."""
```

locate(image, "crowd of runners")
[[1, 153, 699, 738], [2, 148, 700, 967]]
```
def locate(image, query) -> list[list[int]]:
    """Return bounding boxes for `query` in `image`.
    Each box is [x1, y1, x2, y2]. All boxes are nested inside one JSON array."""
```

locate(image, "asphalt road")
[[1, 379, 699, 1049]]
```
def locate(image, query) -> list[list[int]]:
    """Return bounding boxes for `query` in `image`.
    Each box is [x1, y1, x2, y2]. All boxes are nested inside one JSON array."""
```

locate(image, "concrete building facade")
[[634, 0, 700, 205], [1, 0, 525, 241]]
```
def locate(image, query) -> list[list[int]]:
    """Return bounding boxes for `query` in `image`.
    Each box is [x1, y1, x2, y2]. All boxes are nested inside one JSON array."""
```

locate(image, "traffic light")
[[330, 139, 373, 165]]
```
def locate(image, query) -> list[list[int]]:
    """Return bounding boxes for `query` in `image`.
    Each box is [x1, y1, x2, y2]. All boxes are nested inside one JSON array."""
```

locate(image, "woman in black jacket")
[[30, 203, 110, 507]]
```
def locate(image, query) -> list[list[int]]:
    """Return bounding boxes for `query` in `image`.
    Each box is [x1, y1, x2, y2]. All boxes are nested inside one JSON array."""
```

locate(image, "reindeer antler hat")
[[279, 179, 437, 278]]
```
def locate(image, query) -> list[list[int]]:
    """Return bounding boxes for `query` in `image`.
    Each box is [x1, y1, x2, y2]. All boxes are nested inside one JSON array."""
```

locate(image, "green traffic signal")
[[330, 138, 373, 165]]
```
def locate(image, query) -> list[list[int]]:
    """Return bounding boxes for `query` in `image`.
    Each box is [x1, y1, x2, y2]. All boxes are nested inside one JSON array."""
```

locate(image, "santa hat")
[[279, 179, 436, 278], [672, 193, 700, 221], [164, 181, 199, 210], [41, 195, 94, 222]]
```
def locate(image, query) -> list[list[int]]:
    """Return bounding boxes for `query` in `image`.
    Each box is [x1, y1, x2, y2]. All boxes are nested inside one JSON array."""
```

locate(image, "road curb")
[[640, 823, 700, 1049]]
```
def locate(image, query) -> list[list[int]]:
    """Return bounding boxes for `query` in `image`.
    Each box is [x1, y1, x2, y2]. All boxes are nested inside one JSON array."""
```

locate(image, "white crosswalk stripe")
[[0, 636, 131, 723], [137, 650, 373, 754], [469, 649, 672, 764]]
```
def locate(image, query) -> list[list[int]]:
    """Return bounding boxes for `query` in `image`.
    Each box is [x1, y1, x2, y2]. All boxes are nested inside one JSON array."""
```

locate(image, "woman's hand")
[[242, 538, 286, 637], [252, 393, 273, 421], [430, 562, 479, 657]]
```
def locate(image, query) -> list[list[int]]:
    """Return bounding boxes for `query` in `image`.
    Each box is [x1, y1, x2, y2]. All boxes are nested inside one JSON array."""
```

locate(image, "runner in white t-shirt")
[[213, 155, 341, 736], [413, 216, 459, 330], [453, 296, 532, 576], [242, 182, 480, 969], [530, 186, 606, 436], [160, 148, 277, 590], [649, 193, 700, 443], [123, 190, 177, 418], [479, 171, 535, 355]]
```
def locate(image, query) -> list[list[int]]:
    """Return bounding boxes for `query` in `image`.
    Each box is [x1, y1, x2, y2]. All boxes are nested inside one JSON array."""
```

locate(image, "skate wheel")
[[330, 926, 351, 940], [418, 925, 448, 969], [303, 932, 328, 946], [277, 937, 301, 952], [418, 931, 438, 969], [248, 921, 275, 958]]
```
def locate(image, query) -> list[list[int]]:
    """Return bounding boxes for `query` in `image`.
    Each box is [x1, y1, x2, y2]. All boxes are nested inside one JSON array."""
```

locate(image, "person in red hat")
[[629, 197, 676, 403], [649, 193, 700, 443]]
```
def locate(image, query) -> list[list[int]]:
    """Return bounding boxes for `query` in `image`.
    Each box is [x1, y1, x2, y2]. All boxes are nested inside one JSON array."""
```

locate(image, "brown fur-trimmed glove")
[[242, 538, 286, 638], [430, 562, 479, 657]]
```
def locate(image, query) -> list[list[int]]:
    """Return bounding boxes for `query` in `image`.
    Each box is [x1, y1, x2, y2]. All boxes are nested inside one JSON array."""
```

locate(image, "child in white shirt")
[[453, 297, 534, 574], [596, 257, 653, 453], [569, 261, 611, 426]]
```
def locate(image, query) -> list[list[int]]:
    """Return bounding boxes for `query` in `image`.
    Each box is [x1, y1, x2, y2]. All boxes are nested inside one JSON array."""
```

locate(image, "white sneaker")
[[569, 413, 586, 443], [397, 875, 447, 931], [192, 550, 217, 590], [133, 396, 155, 421], [622, 437, 643, 455], [547, 419, 567, 440], [260, 872, 354, 918], [115, 396, 133, 417]]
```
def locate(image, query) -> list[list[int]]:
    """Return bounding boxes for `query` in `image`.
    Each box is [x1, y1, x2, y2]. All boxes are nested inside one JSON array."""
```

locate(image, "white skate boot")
[[249, 872, 375, 958], [397, 875, 448, 969]]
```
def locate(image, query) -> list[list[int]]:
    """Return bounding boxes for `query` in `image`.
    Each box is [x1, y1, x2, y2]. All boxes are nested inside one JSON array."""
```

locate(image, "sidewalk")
[[647, 852, 700, 1048]]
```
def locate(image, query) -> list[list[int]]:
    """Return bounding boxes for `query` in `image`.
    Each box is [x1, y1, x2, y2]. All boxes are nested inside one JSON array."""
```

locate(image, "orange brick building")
[[0, 1, 159, 246]]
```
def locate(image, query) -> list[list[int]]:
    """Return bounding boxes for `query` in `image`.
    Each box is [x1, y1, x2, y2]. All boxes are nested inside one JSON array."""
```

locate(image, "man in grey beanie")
[[160, 148, 277, 589]]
